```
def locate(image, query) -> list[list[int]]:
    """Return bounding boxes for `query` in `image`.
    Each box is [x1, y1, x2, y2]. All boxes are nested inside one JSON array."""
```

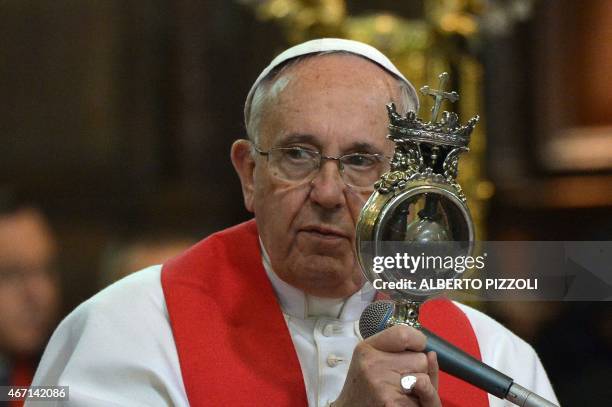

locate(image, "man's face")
[[0, 209, 59, 356], [235, 54, 403, 298]]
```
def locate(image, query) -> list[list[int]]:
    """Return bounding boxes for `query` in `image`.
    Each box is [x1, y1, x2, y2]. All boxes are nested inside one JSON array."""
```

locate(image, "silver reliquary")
[[356, 72, 479, 307]]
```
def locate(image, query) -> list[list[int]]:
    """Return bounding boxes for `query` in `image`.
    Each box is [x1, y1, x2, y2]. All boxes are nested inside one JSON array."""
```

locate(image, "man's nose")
[[309, 160, 346, 209]]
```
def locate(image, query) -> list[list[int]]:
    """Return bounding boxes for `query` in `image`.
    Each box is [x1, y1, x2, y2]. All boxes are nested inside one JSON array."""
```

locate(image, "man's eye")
[[344, 154, 377, 167], [284, 148, 313, 161]]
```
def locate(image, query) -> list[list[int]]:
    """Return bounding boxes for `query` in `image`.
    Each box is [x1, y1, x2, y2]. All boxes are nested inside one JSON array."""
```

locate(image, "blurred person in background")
[[0, 188, 60, 405]]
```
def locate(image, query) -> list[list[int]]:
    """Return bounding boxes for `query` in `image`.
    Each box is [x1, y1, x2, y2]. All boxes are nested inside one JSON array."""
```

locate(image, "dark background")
[[1, 0, 611, 404]]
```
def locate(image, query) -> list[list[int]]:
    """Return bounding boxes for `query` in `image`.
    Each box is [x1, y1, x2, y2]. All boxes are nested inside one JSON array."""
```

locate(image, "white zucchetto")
[[244, 37, 419, 125]]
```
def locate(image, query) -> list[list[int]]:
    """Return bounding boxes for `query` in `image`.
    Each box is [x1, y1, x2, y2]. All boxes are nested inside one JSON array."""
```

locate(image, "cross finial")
[[419, 72, 459, 123]]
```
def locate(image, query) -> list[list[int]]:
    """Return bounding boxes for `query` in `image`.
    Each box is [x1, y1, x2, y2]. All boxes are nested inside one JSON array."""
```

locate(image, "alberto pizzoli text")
[[373, 278, 539, 291]]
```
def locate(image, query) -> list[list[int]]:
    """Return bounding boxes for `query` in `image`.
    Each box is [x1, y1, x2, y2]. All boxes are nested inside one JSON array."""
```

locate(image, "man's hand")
[[333, 325, 441, 407]]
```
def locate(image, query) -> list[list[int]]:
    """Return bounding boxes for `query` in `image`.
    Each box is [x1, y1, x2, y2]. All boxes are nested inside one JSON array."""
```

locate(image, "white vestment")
[[31, 263, 558, 407]]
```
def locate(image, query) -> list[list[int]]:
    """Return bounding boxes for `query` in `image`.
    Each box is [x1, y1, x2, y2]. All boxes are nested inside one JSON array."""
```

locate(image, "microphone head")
[[359, 300, 395, 339]]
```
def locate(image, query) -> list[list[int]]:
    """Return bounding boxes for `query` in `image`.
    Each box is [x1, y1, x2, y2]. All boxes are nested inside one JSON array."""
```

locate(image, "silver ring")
[[400, 375, 417, 394]]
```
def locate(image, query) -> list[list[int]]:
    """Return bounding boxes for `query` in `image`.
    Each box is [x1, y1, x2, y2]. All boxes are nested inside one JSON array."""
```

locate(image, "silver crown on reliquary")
[[376, 72, 479, 201]]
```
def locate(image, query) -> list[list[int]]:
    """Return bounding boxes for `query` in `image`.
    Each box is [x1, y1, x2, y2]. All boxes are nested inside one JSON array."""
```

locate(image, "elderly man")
[[31, 39, 557, 407]]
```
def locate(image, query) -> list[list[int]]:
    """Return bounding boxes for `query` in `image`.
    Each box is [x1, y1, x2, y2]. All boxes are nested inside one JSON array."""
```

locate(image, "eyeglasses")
[[252, 144, 390, 191]]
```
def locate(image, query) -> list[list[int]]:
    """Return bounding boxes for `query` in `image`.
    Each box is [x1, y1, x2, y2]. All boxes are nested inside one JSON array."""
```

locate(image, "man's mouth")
[[300, 226, 350, 240]]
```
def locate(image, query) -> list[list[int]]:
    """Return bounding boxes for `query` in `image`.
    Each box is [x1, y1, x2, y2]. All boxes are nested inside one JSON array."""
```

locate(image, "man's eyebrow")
[[275, 133, 320, 147], [345, 142, 384, 155], [274, 135, 383, 154]]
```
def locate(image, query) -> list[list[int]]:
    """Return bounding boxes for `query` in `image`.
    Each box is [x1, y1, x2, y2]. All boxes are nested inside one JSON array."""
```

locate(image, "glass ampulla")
[[358, 184, 474, 300]]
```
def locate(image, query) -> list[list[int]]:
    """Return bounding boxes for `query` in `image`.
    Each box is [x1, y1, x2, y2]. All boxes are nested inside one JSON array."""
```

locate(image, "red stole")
[[162, 220, 489, 406]]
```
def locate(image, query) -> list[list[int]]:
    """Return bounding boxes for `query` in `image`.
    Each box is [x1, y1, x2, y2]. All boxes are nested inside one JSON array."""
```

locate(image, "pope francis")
[[30, 39, 558, 407]]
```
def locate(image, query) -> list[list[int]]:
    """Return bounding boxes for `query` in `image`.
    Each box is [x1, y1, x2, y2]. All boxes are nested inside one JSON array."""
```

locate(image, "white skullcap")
[[244, 38, 419, 126]]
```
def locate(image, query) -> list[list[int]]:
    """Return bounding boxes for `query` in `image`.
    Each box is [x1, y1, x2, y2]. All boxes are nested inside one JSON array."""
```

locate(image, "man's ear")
[[231, 139, 256, 212]]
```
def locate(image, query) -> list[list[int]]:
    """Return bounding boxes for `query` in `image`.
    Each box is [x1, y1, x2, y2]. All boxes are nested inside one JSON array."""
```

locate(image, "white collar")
[[260, 238, 375, 321]]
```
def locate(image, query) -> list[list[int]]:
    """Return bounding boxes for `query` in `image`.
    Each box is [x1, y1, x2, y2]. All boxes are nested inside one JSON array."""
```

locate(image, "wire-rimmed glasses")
[[252, 144, 390, 192]]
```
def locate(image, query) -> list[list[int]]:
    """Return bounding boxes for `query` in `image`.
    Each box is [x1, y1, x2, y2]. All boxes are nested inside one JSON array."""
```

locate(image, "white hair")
[[244, 51, 417, 144]]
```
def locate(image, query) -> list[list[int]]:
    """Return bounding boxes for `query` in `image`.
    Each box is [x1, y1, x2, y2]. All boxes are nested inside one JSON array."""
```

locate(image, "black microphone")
[[359, 301, 559, 407]]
